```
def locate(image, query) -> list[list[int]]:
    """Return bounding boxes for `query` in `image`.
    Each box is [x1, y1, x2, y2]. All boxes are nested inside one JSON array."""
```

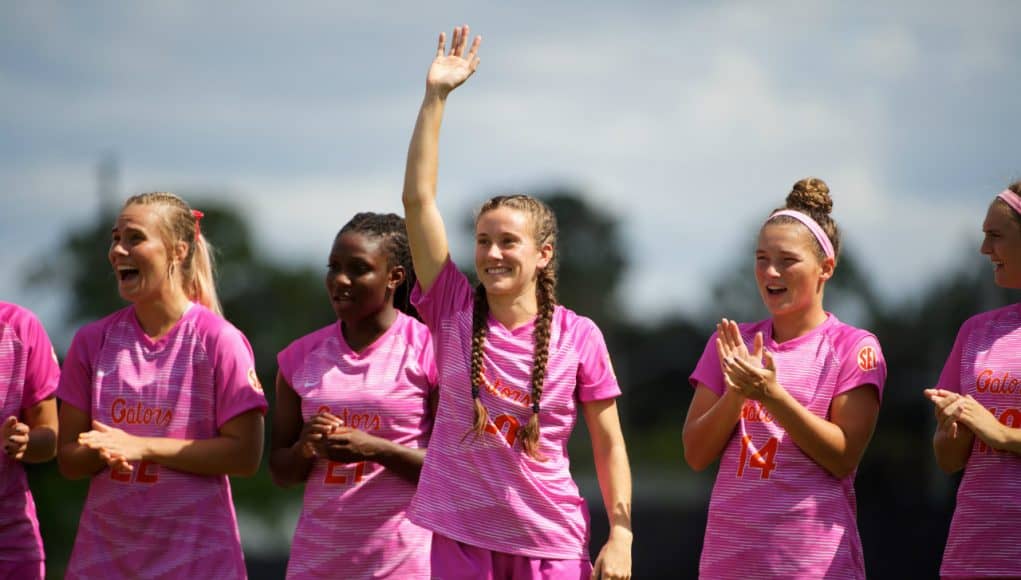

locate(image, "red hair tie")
[[192, 209, 204, 241]]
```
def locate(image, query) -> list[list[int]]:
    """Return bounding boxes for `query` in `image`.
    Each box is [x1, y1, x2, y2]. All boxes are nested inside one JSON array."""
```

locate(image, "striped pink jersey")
[[0, 302, 60, 566], [57, 304, 267, 580], [689, 314, 885, 580], [277, 311, 437, 579], [936, 303, 1021, 578], [408, 258, 620, 559]]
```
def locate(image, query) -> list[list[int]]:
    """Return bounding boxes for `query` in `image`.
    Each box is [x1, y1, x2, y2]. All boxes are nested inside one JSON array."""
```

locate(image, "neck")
[[132, 291, 192, 340], [341, 306, 398, 352], [771, 304, 828, 343], [486, 289, 538, 331]]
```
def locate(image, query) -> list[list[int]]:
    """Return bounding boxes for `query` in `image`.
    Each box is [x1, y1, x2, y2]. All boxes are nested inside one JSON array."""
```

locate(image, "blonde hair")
[[122, 192, 222, 316], [469, 194, 557, 461]]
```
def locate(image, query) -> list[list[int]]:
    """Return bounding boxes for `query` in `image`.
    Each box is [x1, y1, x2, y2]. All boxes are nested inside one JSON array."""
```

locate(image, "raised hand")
[[426, 25, 482, 98], [926, 388, 999, 446]]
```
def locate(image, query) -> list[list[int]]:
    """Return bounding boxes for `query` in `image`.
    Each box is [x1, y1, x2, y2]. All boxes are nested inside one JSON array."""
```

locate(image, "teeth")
[[486, 267, 510, 274]]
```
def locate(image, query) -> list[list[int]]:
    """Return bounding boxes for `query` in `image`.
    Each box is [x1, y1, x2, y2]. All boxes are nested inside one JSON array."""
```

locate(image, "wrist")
[[608, 525, 634, 544]]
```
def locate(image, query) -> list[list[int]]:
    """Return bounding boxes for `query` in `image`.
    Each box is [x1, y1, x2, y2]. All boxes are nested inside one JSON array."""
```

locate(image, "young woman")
[[684, 178, 886, 579], [0, 302, 59, 580], [401, 26, 632, 580], [57, 192, 266, 579], [270, 212, 437, 579], [925, 181, 1021, 579]]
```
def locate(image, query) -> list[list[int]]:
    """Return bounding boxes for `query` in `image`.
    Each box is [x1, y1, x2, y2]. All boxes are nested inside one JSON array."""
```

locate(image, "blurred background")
[[3, 1, 1020, 578]]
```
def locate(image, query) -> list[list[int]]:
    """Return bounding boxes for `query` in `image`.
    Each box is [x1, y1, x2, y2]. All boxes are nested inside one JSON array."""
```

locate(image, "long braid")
[[470, 194, 558, 459], [519, 266, 557, 460], [469, 282, 491, 437]]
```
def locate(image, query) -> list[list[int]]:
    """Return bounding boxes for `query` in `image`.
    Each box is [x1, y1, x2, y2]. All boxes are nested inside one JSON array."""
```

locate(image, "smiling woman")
[[683, 177, 886, 579], [925, 181, 1021, 579], [56, 192, 267, 580]]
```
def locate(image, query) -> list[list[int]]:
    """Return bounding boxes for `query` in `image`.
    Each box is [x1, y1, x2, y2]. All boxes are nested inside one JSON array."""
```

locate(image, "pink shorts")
[[431, 533, 592, 580], [0, 559, 43, 580]]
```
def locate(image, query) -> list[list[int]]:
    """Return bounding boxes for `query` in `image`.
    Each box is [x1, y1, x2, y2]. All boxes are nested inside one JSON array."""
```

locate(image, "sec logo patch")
[[857, 346, 878, 372], [247, 368, 264, 393]]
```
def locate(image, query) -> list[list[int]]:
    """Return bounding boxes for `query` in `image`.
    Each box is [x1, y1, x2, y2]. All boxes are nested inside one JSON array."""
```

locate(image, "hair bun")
[[786, 177, 832, 216]]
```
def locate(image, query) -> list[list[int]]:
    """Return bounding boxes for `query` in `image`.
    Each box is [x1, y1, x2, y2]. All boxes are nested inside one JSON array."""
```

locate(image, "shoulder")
[[0, 302, 43, 337], [553, 305, 603, 341], [395, 312, 433, 348], [189, 304, 252, 352], [960, 303, 1020, 334], [824, 316, 883, 358], [280, 323, 336, 356], [74, 306, 132, 344]]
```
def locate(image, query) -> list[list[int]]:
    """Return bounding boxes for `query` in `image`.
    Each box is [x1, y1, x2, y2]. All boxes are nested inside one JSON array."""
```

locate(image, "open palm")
[[427, 25, 481, 96]]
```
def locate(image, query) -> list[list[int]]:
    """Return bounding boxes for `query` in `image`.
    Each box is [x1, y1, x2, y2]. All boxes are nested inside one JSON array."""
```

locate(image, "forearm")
[[933, 428, 973, 473], [683, 390, 744, 471], [268, 443, 315, 487], [986, 424, 1021, 455], [595, 438, 633, 546], [21, 425, 57, 463], [142, 434, 262, 477], [402, 92, 446, 210], [372, 440, 426, 484], [762, 390, 858, 478], [58, 442, 107, 480]]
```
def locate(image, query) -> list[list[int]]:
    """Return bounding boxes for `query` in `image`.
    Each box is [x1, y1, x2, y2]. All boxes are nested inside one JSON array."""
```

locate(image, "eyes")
[[476, 235, 520, 248], [111, 230, 145, 245], [327, 259, 374, 277]]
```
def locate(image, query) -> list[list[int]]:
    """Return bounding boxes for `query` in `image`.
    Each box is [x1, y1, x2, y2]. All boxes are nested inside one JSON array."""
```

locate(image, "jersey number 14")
[[737, 434, 778, 479]]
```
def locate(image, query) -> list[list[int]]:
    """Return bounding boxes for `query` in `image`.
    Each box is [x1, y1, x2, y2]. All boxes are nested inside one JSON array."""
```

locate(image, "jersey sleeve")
[[18, 310, 60, 408], [410, 257, 473, 331], [835, 334, 887, 400], [575, 318, 621, 402], [689, 331, 724, 397], [419, 331, 439, 393], [57, 326, 98, 414], [210, 326, 268, 428]]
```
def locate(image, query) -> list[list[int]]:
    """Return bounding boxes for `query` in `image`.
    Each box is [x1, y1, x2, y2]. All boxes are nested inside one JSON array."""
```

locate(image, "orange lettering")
[[324, 461, 365, 485], [485, 414, 521, 446], [737, 434, 779, 479]]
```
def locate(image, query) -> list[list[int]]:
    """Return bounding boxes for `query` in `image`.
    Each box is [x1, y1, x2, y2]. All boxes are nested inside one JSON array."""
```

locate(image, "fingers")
[[450, 26, 462, 57], [752, 332, 764, 358], [2, 415, 17, 434], [762, 349, 775, 372], [436, 32, 446, 58], [467, 34, 482, 69]]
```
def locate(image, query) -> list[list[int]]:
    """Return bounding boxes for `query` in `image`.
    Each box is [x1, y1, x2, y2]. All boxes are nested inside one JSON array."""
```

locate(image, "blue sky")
[[4, 1, 1020, 334]]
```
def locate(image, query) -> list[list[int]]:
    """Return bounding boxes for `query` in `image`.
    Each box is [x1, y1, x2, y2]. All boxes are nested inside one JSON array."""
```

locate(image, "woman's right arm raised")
[[402, 25, 481, 293]]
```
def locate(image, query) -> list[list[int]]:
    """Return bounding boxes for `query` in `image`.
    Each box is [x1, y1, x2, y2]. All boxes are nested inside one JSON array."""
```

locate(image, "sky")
[[3, 1, 1020, 334]]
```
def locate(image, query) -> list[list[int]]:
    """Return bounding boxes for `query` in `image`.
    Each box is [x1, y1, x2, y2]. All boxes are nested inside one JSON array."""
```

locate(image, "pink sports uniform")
[[689, 314, 886, 580], [0, 302, 60, 575], [936, 303, 1021, 578], [408, 258, 620, 561], [57, 304, 267, 580], [277, 311, 436, 579]]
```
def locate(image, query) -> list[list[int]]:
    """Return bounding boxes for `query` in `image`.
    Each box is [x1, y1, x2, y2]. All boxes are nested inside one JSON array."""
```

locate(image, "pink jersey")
[[936, 303, 1021, 578], [57, 304, 267, 580], [0, 302, 60, 566], [408, 258, 620, 559], [689, 314, 885, 580], [277, 311, 437, 579]]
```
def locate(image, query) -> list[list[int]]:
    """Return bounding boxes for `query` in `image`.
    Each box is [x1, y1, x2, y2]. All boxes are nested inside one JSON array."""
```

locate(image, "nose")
[[980, 237, 992, 256], [485, 243, 502, 261]]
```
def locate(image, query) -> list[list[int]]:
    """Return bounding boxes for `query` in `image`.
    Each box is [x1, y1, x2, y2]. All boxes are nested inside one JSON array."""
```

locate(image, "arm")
[[927, 388, 1021, 456], [58, 402, 113, 479], [583, 398, 632, 580], [3, 397, 58, 463], [78, 409, 265, 477], [320, 389, 437, 484], [682, 384, 744, 471], [402, 25, 481, 293], [269, 372, 318, 487], [725, 350, 880, 479]]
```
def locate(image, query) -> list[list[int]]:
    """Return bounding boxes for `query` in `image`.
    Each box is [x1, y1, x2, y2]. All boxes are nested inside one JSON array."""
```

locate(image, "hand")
[[78, 420, 142, 471], [591, 532, 632, 580], [924, 388, 966, 440], [298, 412, 344, 459], [321, 426, 387, 464], [426, 25, 482, 98], [926, 388, 1000, 447], [715, 318, 762, 372], [3, 416, 29, 460]]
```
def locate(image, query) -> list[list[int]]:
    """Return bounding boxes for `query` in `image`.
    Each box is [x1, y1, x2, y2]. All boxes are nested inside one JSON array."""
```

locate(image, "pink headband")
[[767, 209, 835, 260], [996, 189, 1021, 216]]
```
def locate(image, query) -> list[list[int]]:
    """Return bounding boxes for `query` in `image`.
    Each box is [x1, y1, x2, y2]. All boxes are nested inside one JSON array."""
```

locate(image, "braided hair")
[[469, 195, 558, 461], [337, 212, 418, 317]]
